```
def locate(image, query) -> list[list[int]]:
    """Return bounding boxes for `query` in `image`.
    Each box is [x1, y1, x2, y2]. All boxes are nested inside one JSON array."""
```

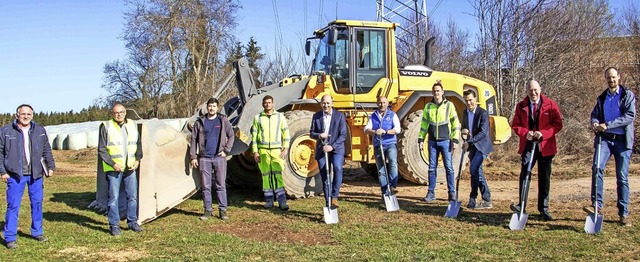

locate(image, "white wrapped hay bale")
[[68, 132, 88, 150], [86, 130, 99, 148], [56, 133, 69, 150], [47, 133, 58, 149]]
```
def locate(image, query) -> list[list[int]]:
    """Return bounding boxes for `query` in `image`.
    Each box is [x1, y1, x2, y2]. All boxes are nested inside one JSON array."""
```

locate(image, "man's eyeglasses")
[[113, 111, 126, 115]]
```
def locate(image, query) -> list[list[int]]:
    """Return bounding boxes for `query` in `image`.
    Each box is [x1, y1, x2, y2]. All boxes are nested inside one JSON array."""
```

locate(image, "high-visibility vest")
[[103, 119, 138, 172], [419, 99, 460, 141], [250, 111, 290, 152]]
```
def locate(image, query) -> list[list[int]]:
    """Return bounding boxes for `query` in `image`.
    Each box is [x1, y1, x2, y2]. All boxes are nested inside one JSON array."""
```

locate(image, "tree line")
[[0, 105, 111, 127]]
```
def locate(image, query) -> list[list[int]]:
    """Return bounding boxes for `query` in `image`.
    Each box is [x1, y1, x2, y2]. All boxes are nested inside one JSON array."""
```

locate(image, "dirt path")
[[53, 149, 640, 210]]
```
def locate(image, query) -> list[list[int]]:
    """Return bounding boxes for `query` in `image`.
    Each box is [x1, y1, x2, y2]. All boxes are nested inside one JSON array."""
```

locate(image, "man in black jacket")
[[190, 98, 235, 220]]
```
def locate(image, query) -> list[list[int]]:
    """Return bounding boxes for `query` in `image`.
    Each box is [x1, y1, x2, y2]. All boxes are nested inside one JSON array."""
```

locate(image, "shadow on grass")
[[43, 211, 108, 234], [50, 192, 95, 211]]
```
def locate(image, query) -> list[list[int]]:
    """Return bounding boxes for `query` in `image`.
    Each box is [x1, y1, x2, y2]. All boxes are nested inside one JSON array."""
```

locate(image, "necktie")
[[532, 103, 538, 119]]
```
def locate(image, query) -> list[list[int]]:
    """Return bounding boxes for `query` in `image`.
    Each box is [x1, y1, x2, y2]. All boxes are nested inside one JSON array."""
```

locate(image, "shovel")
[[445, 129, 469, 218], [378, 136, 399, 212], [509, 141, 538, 230], [585, 135, 604, 234], [322, 140, 339, 224]]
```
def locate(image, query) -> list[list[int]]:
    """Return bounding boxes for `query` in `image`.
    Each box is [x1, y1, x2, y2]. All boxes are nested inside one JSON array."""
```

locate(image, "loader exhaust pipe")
[[423, 36, 436, 68]]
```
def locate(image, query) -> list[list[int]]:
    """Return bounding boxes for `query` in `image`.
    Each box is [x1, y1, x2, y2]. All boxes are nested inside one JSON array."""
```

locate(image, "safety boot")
[[277, 194, 289, 211]]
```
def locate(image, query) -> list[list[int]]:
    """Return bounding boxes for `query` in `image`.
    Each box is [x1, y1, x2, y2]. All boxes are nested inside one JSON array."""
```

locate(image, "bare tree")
[[102, 0, 240, 118], [432, 17, 471, 74]]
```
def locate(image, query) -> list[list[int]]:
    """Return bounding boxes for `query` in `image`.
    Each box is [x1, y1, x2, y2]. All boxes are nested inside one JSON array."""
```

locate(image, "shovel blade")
[[584, 214, 604, 234], [323, 206, 339, 224], [509, 212, 528, 230], [444, 201, 461, 218], [384, 194, 400, 212]]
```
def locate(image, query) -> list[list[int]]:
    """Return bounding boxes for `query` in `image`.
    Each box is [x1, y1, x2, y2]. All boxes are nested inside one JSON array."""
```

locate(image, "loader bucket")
[[88, 119, 200, 224]]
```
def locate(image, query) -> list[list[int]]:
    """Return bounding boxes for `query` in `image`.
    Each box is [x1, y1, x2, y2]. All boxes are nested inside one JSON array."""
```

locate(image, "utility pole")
[[376, 0, 428, 64], [376, 0, 428, 40]]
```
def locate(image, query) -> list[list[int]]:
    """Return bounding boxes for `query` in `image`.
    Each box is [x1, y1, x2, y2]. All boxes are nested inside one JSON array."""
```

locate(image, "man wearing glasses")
[[98, 104, 143, 236]]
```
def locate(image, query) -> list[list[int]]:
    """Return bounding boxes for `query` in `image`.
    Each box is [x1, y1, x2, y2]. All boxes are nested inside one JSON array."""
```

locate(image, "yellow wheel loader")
[[90, 20, 511, 224], [225, 20, 511, 199]]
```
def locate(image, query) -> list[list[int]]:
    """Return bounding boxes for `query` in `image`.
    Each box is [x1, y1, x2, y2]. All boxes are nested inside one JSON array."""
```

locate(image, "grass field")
[[0, 149, 639, 261]]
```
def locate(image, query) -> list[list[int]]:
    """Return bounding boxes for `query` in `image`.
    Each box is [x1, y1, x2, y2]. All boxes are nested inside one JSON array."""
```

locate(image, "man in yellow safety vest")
[[98, 103, 143, 236], [251, 95, 290, 210]]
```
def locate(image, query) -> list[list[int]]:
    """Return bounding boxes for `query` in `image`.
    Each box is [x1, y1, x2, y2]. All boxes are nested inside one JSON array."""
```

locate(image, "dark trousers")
[[199, 156, 228, 211], [518, 149, 553, 213]]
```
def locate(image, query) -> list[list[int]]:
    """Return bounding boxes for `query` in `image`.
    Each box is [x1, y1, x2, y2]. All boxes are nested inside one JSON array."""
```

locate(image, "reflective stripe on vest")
[[255, 112, 289, 149], [102, 119, 138, 172]]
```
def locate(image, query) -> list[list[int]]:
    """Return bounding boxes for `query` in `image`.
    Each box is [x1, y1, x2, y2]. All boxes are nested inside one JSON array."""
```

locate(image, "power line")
[[271, 0, 283, 52], [428, 0, 444, 17]]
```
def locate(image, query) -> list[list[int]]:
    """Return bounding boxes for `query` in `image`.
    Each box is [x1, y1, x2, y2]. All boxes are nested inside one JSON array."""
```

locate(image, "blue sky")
[[0, 0, 628, 115]]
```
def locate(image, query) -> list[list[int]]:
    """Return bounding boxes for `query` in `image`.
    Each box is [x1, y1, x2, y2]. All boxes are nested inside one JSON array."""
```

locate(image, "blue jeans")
[[374, 143, 398, 194], [428, 140, 455, 196], [591, 137, 631, 217], [106, 170, 138, 227], [4, 175, 44, 242], [468, 147, 491, 201], [318, 152, 344, 199]]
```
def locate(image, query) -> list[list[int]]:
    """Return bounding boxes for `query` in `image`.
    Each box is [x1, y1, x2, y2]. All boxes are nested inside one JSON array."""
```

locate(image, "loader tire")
[[282, 110, 324, 199], [397, 110, 465, 184], [359, 162, 379, 179], [227, 154, 261, 189]]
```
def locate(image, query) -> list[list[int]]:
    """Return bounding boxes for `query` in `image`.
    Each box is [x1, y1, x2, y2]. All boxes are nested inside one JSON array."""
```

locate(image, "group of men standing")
[[0, 67, 634, 249]]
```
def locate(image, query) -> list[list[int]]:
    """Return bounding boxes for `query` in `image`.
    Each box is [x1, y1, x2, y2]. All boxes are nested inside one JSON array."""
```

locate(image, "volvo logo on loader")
[[398, 69, 432, 77]]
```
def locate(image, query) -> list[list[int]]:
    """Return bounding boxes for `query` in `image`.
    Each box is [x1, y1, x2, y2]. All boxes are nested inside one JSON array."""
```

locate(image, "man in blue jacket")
[[310, 95, 347, 207], [0, 104, 55, 249], [587, 67, 636, 227], [364, 96, 401, 197], [461, 90, 493, 209]]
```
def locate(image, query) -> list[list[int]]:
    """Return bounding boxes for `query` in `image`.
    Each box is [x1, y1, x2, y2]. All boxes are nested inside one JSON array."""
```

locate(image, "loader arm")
[[229, 78, 310, 155]]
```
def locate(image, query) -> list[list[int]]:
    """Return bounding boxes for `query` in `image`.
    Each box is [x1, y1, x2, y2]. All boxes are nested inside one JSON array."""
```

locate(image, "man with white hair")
[[510, 80, 563, 221]]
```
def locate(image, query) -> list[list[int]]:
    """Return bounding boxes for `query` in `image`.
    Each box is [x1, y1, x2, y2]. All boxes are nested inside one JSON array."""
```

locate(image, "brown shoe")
[[620, 216, 632, 227], [331, 198, 339, 208]]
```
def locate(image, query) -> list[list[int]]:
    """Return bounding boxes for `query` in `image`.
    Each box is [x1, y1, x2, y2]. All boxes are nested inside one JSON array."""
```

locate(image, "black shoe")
[[34, 235, 48, 242], [110, 226, 121, 236], [128, 223, 143, 232], [541, 212, 553, 221], [6, 241, 17, 249], [219, 210, 229, 220], [448, 192, 456, 202], [510, 204, 522, 213], [200, 210, 213, 220], [422, 191, 436, 202]]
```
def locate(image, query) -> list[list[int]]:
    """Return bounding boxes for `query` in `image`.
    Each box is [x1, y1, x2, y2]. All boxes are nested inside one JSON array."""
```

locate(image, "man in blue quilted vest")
[[364, 96, 401, 197]]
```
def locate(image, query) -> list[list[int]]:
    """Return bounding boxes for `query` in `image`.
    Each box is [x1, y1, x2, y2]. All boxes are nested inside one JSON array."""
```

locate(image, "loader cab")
[[309, 22, 389, 100]]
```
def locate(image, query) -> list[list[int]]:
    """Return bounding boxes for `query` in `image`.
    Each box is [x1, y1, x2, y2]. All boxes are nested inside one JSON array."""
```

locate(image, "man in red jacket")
[[510, 80, 563, 221]]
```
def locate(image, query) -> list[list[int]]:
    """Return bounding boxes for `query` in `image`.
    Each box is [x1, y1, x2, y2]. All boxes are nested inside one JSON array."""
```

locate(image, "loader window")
[[355, 29, 386, 94], [312, 28, 350, 93]]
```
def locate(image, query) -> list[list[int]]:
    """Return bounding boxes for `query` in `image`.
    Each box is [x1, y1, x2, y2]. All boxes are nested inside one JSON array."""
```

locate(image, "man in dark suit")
[[461, 90, 494, 209], [310, 95, 347, 207]]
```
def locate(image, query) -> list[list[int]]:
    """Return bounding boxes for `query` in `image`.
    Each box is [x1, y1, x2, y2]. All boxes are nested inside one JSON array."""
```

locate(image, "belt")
[[601, 132, 625, 141]]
